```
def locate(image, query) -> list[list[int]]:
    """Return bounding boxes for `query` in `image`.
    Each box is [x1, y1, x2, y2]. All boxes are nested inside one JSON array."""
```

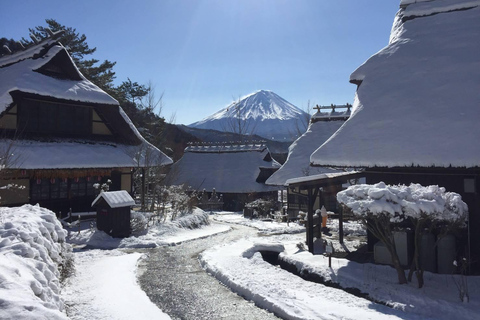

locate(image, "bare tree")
[[141, 80, 164, 115]]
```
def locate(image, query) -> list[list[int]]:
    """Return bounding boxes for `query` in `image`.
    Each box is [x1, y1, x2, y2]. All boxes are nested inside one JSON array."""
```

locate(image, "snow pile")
[[0, 204, 72, 320], [213, 211, 305, 235], [279, 248, 480, 319], [337, 182, 468, 222]]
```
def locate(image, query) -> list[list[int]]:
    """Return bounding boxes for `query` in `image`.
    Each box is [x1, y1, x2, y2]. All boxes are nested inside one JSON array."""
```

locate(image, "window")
[[18, 98, 91, 136], [31, 177, 99, 201], [71, 178, 87, 198]]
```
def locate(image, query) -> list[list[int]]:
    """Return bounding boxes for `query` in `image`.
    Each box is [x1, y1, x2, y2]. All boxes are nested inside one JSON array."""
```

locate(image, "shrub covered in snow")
[[156, 185, 197, 220], [337, 182, 468, 286], [0, 204, 72, 320], [245, 198, 276, 218], [172, 210, 210, 229]]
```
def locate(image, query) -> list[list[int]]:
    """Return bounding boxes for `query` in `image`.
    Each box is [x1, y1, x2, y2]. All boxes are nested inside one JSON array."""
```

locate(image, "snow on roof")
[[118, 107, 173, 167], [185, 142, 267, 153], [1, 138, 172, 169], [0, 39, 118, 113], [286, 171, 361, 186], [312, 1, 480, 168], [401, 0, 480, 15], [265, 121, 345, 186], [92, 190, 135, 208], [167, 146, 280, 193]]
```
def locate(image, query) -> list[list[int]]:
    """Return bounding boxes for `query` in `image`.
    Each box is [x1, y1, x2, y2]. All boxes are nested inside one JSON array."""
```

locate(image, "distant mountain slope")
[[188, 90, 309, 141]]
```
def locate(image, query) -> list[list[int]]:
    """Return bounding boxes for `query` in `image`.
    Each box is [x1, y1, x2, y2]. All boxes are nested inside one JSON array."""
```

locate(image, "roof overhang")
[[286, 171, 365, 189]]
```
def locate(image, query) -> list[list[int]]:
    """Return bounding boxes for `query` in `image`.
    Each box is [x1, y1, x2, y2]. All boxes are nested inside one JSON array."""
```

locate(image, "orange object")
[[322, 215, 327, 228]]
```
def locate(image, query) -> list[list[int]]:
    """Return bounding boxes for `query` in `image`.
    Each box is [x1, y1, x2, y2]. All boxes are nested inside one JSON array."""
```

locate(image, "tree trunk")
[[385, 241, 408, 284], [408, 220, 426, 288]]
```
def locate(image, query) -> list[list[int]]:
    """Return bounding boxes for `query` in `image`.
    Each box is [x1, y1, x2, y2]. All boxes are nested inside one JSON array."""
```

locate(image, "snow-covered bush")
[[245, 198, 276, 218], [157, 185, 197, 220], [173, 210, 210, 229], [130, 210, 155, 234], [0, 204, 73, 320], [337, 182, 468, 286]]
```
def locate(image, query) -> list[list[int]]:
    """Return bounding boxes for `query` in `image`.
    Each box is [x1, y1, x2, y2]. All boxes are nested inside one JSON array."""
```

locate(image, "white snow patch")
[[0, 205, 71, 320]]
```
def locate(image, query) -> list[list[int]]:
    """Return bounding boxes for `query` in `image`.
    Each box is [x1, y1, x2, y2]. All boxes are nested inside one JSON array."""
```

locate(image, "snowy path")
[[138, 224, 279, 320], [62, 250, 170, 320], [200, 237, 428, 320], [62, 220, 231, 320]]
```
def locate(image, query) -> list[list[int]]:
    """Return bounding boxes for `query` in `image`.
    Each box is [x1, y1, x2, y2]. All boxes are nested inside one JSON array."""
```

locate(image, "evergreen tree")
[[26, 19, 117, 94]]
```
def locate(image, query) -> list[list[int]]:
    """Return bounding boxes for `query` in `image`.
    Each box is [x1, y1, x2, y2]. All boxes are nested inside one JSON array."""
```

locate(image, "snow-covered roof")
[[166, 145, 280, 193], [92, 190, 135, 208], [311, 105, 351, 122], [185, 142, 268, 153], [286, 171, 361, 186], [0, 39, 118, 113], [1, 138, 171, 170], [311, 0, 480, 168], [265, 121, 345, 186], [0, 38, 173, 169]]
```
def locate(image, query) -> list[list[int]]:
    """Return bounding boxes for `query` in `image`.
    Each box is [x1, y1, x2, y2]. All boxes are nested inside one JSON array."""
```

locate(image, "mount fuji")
[[188, 90, 309, 141]]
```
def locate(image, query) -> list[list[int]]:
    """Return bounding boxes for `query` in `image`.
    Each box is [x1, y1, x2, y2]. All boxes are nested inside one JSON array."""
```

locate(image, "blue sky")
[[1, 0, 399, 125]]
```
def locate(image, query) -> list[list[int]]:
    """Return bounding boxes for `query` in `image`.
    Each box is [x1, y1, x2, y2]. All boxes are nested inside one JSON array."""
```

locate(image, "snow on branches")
[[336, 181, 468, 224], [337, 182, 468, 286]]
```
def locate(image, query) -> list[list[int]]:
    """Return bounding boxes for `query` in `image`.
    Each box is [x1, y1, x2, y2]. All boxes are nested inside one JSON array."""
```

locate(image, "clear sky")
[[1, 0, 399, 125]]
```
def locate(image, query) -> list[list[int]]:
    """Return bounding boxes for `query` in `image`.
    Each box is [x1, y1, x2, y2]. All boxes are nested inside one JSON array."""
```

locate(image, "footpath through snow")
[[4, 207, 480, 320], [203, 213, 480, 320]]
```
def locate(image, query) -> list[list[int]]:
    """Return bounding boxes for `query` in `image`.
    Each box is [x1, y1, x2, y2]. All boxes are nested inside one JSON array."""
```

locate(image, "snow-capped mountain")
[[189, 90, 309, 141]]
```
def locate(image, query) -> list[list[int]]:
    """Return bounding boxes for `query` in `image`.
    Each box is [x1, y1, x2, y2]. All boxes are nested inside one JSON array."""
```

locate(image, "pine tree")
[[27, 19, 117, 95]]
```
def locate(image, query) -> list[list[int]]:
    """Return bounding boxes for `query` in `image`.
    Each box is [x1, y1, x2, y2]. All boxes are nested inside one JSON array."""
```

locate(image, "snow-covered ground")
[[213, 211, 305, 235], [67, 208, 230, 249], [4, 207, 480, 320], [0, 205, 229, 320], [201, 213, 480, 320], [62, 209, 230, 320]]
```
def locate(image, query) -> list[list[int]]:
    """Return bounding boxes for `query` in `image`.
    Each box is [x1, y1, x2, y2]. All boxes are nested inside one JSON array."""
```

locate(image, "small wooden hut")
[[92, 190, 135, 238]]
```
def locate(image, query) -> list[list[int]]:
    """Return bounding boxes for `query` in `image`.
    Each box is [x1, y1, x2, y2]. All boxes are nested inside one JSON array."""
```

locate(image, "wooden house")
[[309, 1, 480, 271], [0, 32, 172, 214], [166, 141, 280, 211], [265, 105, 353, 219]]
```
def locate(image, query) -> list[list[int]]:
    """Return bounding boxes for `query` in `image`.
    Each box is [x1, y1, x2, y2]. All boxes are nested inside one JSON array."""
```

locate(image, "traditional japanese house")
[[0, 31, 172, 214], [265, 105, 353, 219], [166, 141, 280, 211], [309, 0, 480, 271]]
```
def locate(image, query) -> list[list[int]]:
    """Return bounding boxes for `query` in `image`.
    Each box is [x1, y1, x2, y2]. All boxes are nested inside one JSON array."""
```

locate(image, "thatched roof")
[[166, 142, 280, 193], [311, 0, 480, 168]]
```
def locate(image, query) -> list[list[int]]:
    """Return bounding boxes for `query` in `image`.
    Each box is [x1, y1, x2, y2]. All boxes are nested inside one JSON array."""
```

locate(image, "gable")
[[34, 49, 83, 81]]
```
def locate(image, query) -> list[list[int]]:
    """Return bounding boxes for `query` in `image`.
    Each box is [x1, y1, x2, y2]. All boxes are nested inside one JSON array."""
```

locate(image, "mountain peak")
[[189, 90, 309, 141]]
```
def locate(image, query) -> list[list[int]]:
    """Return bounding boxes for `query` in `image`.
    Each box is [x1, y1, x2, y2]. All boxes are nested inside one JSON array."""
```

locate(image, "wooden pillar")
[[307, 187, 314, 253], [339, 204, 344, 244], [141, 168, 146, 210]]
